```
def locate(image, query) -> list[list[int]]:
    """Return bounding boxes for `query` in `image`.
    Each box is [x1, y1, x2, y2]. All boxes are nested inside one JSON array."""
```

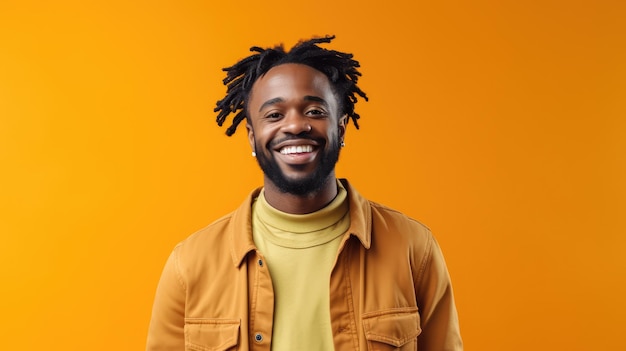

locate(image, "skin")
[[246, 63, 346, 214]]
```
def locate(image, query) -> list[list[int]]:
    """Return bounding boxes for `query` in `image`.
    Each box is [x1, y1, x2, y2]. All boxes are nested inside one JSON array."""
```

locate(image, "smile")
[[279, 145, 314, 155]]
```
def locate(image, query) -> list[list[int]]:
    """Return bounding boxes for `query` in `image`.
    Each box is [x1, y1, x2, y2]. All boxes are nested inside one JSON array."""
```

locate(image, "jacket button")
[[254, 333, 263, 342], [258, 259, 263, 267]]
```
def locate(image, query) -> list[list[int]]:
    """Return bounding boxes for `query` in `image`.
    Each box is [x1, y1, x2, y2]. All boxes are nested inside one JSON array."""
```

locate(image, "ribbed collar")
[[252, 183, 349, 248], [229, 179, 372, 267]]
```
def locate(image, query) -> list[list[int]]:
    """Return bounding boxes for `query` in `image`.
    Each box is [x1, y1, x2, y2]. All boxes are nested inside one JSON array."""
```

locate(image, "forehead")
[[248, 63, 335, 106]]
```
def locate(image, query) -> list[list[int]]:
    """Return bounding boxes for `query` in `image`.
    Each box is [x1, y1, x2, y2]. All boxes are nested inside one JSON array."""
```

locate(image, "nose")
[[281, 110, 311, 135]]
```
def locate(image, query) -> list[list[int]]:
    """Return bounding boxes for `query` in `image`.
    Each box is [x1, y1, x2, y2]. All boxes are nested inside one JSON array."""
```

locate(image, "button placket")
[[248, 252, 274, 349]]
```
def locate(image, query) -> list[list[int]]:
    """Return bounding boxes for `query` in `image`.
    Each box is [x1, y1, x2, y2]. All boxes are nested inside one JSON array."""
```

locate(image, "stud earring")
[[252, 151, 256, 157], [340, 140, 345, 147]]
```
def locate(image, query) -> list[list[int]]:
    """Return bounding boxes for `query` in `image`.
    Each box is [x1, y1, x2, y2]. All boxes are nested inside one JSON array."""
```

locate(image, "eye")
[[266, 112, 282, 119], [306, 108, 327, 117]]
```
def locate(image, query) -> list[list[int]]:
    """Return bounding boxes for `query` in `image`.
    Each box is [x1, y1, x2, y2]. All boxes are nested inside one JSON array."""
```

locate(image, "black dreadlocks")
[[214, 35, 368, 136]]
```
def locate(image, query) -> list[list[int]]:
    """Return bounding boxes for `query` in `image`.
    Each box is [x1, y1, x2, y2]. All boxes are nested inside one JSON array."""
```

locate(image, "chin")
[[275, 176, 328, 196]]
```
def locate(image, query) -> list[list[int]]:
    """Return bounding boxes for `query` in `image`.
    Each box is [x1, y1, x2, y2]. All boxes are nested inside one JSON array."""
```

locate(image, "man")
[[147, 36, 462, 350]]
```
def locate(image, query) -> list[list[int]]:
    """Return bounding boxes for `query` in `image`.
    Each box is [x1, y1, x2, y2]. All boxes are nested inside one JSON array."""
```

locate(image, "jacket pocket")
[[362, 307, 421, 350], [184, 318, 240, 351]]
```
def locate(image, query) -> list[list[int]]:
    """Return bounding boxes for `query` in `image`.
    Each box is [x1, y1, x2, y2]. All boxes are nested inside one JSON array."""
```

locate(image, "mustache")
[[269, 134, 324, 148]]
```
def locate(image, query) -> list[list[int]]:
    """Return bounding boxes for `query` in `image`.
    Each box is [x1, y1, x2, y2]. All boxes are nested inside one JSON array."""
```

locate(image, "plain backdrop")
[[1, 0, 625, 350]]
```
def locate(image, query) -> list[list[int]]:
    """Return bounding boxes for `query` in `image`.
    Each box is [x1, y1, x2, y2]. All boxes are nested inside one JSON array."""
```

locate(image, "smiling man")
[[147, 36, 463, 351]]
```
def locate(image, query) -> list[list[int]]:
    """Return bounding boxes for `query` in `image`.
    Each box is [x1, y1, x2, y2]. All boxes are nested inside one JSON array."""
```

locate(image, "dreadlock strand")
[[226, 110, 247, 136]]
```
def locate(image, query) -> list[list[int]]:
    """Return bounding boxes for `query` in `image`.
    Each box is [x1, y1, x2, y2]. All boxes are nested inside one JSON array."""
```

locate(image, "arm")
[[146, 246, 186, 351], [415, 235, 463, 350]]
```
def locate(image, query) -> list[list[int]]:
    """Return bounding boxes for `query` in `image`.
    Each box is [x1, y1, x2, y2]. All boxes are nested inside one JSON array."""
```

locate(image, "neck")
[[263, 174, 338, 214]]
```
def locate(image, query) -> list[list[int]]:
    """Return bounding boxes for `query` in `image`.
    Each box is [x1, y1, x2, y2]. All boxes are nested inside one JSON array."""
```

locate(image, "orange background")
[[1, 0, 624, 350]]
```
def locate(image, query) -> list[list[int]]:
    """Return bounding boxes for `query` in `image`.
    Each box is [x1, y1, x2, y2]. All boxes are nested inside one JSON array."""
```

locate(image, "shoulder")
[[181, 212, 235, 248], [176, 187, 261, 257], [362, 199, 436, 266], [368, 200, 433, 242], [341, 178, 433, 249], [171, 212, 237, 271]]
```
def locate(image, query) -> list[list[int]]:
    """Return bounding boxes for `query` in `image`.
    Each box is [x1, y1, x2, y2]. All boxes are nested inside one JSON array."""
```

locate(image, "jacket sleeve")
[[146, 245, 186, 351], [415, 235, 463, 350]]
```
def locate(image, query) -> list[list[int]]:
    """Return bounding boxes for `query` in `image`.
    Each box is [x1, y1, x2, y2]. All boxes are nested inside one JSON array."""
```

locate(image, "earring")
[[252, 151, 256, 157], [340, 140, 345, 147]]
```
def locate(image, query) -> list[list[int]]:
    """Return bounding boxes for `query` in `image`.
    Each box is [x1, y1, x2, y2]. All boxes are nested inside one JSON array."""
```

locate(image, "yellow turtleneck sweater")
[[251, 182, 350, 351]]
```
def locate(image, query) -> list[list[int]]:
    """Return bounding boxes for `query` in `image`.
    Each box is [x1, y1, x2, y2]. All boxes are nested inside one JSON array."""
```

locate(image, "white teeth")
[[280, 145, 313, 155]]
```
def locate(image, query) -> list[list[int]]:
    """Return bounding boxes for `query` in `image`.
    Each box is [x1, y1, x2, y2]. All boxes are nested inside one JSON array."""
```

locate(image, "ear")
[[246, 123, 255, 152], [338, 114, 348, 140]]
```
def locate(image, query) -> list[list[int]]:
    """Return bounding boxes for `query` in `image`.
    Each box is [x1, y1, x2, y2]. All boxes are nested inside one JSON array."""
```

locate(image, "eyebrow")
[[258, 97, 283, 112], [258, 95, 329, 112]]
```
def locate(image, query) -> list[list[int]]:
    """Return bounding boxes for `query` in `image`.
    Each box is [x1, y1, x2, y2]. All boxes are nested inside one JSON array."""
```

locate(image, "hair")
[[214, 35, 368, 136]]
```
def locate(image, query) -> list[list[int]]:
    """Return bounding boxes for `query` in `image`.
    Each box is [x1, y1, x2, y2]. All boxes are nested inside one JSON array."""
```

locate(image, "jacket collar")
[[229, 178, 371, 267]]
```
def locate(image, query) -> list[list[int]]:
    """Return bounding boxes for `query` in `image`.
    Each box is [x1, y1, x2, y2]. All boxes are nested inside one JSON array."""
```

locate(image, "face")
[[246, 63, 346, 196]]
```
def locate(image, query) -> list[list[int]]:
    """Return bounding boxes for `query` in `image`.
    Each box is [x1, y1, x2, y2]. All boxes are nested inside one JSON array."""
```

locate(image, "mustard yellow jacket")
[[147, 179, 462, 350]]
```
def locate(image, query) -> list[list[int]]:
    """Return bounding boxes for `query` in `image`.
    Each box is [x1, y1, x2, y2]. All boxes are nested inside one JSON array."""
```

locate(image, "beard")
[[254, 137, 341, 196]]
